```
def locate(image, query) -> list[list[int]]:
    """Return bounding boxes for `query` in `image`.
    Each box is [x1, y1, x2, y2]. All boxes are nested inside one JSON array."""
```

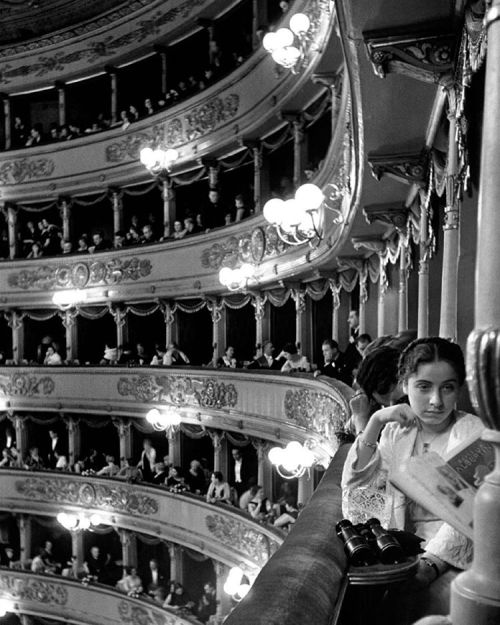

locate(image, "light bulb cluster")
[[146, 407, 182, 432], [140, 147, 179, 175], [218, 263, 256, 292], [57, 512, 104, 532], [223, 566, 252, 601], [263, 13, 311, 72], [268, 441, 315, 479], [263, 183, 324, 246], [52, 289, 87, 308], [0, 599, 13, 617]]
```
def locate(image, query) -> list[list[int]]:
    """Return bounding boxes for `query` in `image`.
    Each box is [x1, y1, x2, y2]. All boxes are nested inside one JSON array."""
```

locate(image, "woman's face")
[[403, 360, 460, 429]]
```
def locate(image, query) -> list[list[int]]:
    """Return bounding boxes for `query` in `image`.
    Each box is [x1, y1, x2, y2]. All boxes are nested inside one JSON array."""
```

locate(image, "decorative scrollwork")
[[118, 599, 179, 625], [16, 477, 159, 515], [0, 157, 55, 184], [0, 573, 68, 605], [283, 389, 349, 439], [117, 375, 238, 409], [8, 256, 152, 290], [0, 372, 54, 397], [205, 514, 271, 565]]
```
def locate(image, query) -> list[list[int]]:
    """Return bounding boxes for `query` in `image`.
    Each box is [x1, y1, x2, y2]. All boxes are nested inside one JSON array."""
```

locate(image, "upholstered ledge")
[[0, 568, 203, 625], [0, 366, 353, 461], [0, 470, 284, 574]]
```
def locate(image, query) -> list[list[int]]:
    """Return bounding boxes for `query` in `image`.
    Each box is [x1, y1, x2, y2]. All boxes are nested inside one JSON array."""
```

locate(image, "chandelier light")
[[262, 13, 312, 73], [140, 147, 179, 176], [223, 566, 252, 602], [0, 599, 13, 617], [263, 183, 324, 246], [146, 407, 182, 435], [218, 263, 257, 292], [57, 512, 105, 532], [268, 441, 316, 479], [52, 289, 87, 309]]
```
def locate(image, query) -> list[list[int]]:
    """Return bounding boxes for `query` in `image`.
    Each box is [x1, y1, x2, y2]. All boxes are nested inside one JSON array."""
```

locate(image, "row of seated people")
[[0, 541, 217, 623]]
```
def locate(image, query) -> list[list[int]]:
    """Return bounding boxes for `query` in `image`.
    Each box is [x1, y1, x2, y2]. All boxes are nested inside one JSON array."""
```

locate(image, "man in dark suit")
[[229, 449, 256, 499], [315, 339, 350, 385], [47, 429, 65, 469], [144, 558, 167, 597], [247, 341, 283, 370], [344, 310, 362, 380], [151, 462, 168, 485]]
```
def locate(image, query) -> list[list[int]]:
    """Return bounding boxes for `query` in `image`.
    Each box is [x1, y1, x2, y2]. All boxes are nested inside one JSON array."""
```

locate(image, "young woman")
[[342, 337, 483, 618], [279, 343, 311, 373], [206, 471, 232, 505]]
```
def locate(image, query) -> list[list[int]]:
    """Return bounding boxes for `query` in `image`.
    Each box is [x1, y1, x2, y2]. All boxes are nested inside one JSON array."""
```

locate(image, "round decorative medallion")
[[250, 227, 266, 263], [90, 261, 106, 283], [78, 483, 96, 506], [71, 262, 90, 288], [55, 265, 72, 287]]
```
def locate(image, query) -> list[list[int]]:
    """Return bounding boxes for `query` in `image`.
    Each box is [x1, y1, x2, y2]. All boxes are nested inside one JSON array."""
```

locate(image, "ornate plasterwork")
[[105, 94, 240, 162], [117, 375, 238, 409], [118, 600, 180, 625], [0, 372, 54, 396], [16, 477, 159, 515], [8, 257, 152, 290], [368, 152, 428, 185], [0, 157, 55, 184], [205, 514, 273, 565], [364, 30, 456, 83], [363, 203, 409, 231], [283, 389, 349, 439], [0, 573, 68, 605]]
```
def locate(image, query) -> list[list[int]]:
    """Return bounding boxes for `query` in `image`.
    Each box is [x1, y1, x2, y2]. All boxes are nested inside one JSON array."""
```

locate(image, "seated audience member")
[[206, 471, 232, 505], [247, 485, 273, 521], [279, 343, 311, 373], [171, 220, 187, 240], [2, 546, 21, 569], [144, 558, 166, 597], [89, 231, 112, 253], [84, 545, 109, 582], [197, 582, 217, 623], [356, 333, 372, 357], [183, 217, 199, 236], [117, 566, 143, 595], [114, 231, 126, 249], [0, 448, 13, 467], [83, 448, 105, 473], [119, 110, 131, 130], [118, 343, 136, 365], [150, 345, 168, 366], [97, 455, 120, 477], [239, 482, 258, 511], [62, 555, 81, 579], [164, 582, 192, 610], [141, 224, 156, 244], [233, 194, 252, 222], [165, 342, 190, 366], [274, 497, 299, 530], [117, 457, 143, 482], [135, 342, 150, 365], [217, 346, 238, 368], [128, 105, 140, 122], [44, 344, 63, 365], [152, 462, 168, 485], [41, 540, 60, 573], [247, 340, 283, 370], [76, 235, 89, 253], [165, 465, 186, 490], [342, 337, 484, 622], [144, 98, 155, 116], [61, 240, 73, 254], [100, 342, 118, 365], [27, 241, 44, 259], [32, 547, 52, 574], [25, 124, 44, 147], [184, 459, 207, 494], [314, 339, 349, 384], [54, 451, 68, 470], [126, 226, 141, 246], [24, 446, 45, 470]]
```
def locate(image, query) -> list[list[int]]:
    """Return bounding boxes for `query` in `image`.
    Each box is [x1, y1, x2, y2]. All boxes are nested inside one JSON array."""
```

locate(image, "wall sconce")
[[218, 263, 257, 292], [223, 566, 252, 601], [268, 441, 316, 479], [57, 512, 105, 532], [263, 183, 324, 246], [263, 13, 312, 74], [146, 407, 182, 436], [140, 147, 179, 177]]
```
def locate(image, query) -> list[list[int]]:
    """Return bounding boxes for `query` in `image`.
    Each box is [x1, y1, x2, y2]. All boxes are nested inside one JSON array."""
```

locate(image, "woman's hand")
[[349, 391, 371, 434], [373, 403, 418, 430]]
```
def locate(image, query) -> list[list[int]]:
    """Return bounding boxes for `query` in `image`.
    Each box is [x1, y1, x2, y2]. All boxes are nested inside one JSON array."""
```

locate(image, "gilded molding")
[[0, 372, 54, 396], [283, 389, 349, 439], [106, 94, 240, 162], [16, 477, 159, 515], [205, 514, 272, 565], [363, 203, 409, 231], [117, 375, 238, 408], [118, 600, 180, 625], [0, 573, 68, 605], [8, 257, 152, 290], [368, 152, 428, 185], [0, 157, 55, 184]]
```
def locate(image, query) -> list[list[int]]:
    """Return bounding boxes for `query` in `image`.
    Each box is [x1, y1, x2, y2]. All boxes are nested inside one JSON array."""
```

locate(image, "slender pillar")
[[244, 140, 269, 213], [418, 198, 430, 338], [358, 266, 368, 334], [206, 160, 219, 190], [2, 95, 11, 150], [5, 310, 25, 364], [110, 188, 124, 236], [398, 237, 409, 332], [252, 295, 268, 347], [7, 203, 18, 259], [119, 529, 137, 568], [154, 46, 168, 95], [110, 305, 127, 352], [18, 514, 32, 562], [114, 418, 132, 463], [330, 282, 341, 342], [162, 302, 178, 347], [168, 429, 181, 466], [439, 92, 460, 341], [65, 416, 81, 466], [55, 81, 66, 127], [253, 440, 273, 496], [162, 178, 176, 238], [293, 289, 310, 354], [214, 561, 233, 619], [106, 66, 118, 124], [59, 196, 72, 243], [72, 532, 84, 572], [251, 0, 268, 48], [377, 261, 387, 338], [209, 430, 228, 478], [449, 6, 500, 623], [12, 414, 28, 459], [282, 112, 307, 188], [169, 544, 185, 585], [60, 308, 78, 363], [209, 300, 226, 365]]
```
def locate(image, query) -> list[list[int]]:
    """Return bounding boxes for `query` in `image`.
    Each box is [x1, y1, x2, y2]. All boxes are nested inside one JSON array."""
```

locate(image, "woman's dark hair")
[[212, 471, 223, 481], [356, 346, 401, 399], [282, 342, 298, 355], [398, 337, 466, 385], [173, 465, 183, 477]]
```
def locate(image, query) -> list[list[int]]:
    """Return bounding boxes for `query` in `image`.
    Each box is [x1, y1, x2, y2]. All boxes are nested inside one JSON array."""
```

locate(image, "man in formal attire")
[[314, 339, 350, 384], [344, 310, 362, 381], [230, 448, 255, 498], [84, 546, 109, 582], [47, 429, 64, 469], [199, 190, 230, 230], [144, 558, 167, 597], [247, 341, 283, 370], [151, 462, 168, 485]]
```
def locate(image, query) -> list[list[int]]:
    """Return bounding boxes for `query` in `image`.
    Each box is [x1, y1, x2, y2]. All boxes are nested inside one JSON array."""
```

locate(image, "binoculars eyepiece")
[[336, 518, 405, 566]]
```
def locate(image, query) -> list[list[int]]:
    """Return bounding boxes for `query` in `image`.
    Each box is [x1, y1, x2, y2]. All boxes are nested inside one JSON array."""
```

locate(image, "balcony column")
[[439, 89, 460, 342], [209, 299, 225, 365], [64, 415, 81, 467], [109, 305, 128, 352], [71, 532, 85, 572], [119, 529, 137, 568], [18, 514, 32, 562], [359, 264, 368, 334], [292, 289, 310, 354], [398, 235, 409, 332], [162, 302, 178, 347], [329, 281, 341, 342], [58, 196, 72, 243], [114, 418, 132, 463], [11, 414, 28, 459], [244, 140, 269, 213], [55, 81, 66, 127], [154, 45, 168, 95], [298, 471, 315, 506], [168, 429, 181, 466], [417, 193, 432, 338], [251, 0, 268, 48], [105, 66, 118, 125], [7, 202, 19, 259], [162, 177, 176, 238], [251, 294, 269, 347], [205, 159, 219, 191], [282, 112, 307, 188], [313, 72, 342, 135], [2, 95, 11, 150], [200, 19, 216, 67], [110, 188, 124, 236], [253, 440, 273, 496], [209, 430, 228, 478], [60, 308, 78, 363], [214, 560, 233, 619], [168, 544, 185, 585], [5, 310, 25, 364]]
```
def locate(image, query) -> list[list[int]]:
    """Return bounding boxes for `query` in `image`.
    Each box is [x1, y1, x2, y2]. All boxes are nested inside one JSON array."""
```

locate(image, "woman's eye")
[[442, 384, 456, 392], [416, 384, 430, 391]]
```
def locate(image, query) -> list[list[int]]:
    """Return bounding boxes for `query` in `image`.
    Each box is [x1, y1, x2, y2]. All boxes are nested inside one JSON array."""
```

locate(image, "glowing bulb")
[[52, 289, 85, 307], [164, 148, 178, 163], [78, 516, 91, 530], [295, 183, 324, 209], [0, 599, 13, 617], [275, 27, 294, 48], [289, 13, 310, 35], [219, 267, 233, 286], [236, 583, 251, 599], [231, 268, 243, 284], [90, 513, 103, 527], [280, 199, 307, 231], [263, 32, 279, 52], [240, 263, 254, 279], [140, 147, 154, 166], [165, 409, 181, 427], [263, 198, 285, 225], [146, 408, 161, 424], [268, 446, 284, 465]]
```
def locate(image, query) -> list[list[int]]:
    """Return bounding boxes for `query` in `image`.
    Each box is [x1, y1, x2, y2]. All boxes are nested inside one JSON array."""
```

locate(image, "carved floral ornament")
[[0, 573, 68, 605], [0, 157, 55, 185], [118, 600, 182, 625], [16, 476, 159, 515], [283, 389, 349, 441], [0, 372, 54, 397], [117, 375, 238, 409], [8, 256, 152, 290]]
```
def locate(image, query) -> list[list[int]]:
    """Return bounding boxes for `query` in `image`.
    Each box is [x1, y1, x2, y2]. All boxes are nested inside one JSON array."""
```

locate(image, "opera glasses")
[[336, 518, 405, 566]]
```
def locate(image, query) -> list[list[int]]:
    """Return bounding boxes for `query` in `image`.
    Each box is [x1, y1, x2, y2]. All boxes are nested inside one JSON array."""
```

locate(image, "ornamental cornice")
[[363, 27, 456, 83], [363, 203, 410, 231], [0, 573, 68, 605], [0, 372, 54, 396], [368, 151, 428, 186], [351, 236, 386, 256], [0, 157, 55, 184], [283, 388, 349, 441], [15, 476, 159, 515]]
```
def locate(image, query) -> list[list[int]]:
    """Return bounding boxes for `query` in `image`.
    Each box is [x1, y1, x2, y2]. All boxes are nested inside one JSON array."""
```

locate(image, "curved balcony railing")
[[0, 366, 352, 461], [0, 0, 335, 201], [0, 470, 284, 574], [0, 568, 203, 625]]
